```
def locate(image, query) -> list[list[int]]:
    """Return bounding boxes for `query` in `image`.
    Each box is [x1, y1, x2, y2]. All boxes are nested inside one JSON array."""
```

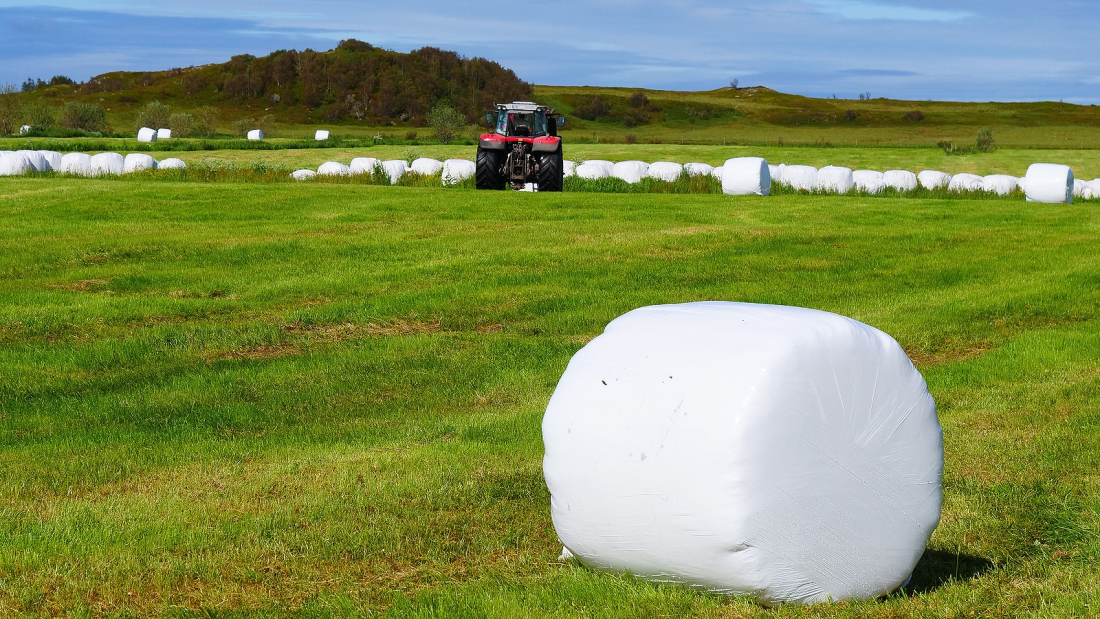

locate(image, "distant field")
[[1, 178, 1098, 617]]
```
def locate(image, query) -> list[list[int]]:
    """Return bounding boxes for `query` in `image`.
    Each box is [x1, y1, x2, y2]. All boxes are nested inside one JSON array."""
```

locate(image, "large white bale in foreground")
[[781, 165, 817, 191], [59, 153, 93, 176], [576, 161, 610, 180], [317, 161, 351, 176], [543, 302, 943, 605], [381, 160, 407, 184], [853, 170, 885, 194], [290, 169, 317, 180], [815, 166, 854, 193], [1023, 163, 1073, 204], [350, 157, 381, 175], [647, 162, 683, 182], [410, 158, 444, 176], [442, 159, 475, 185], [247, 129, 264, 141], [315, 130, 330, 141], [122, 153, 158, 173], [684, 162, 714, 177], [37, 151, 62, 171], [613, 161, 650, 183], [722, 157, 771, 196], [157, 128, 172, 139], [16, 150, 49, 172], [883, 170, 918, 191], [918, 170, 951, 190], [158, 158, 187, 170], [137, 127, 158, 143], [982, 175, 1018, 196], [0, 152, 31, 176], [90, 152, 124, 175], [948, 173, 984, 192]]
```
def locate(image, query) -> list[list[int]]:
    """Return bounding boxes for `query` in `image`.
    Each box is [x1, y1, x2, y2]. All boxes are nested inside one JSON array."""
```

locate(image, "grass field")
[[2, 177, 1099, 617]]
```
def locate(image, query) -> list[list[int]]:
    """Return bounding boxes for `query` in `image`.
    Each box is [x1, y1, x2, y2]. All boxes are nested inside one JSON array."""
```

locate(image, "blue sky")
[[1, 1, 1097, 103]]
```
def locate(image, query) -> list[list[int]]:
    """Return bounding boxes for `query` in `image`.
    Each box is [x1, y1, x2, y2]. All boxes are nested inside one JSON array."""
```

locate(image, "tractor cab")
[[486, 102, 564, 138]]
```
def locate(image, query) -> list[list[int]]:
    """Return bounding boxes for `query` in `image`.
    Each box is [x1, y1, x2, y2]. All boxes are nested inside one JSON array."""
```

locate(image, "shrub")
[[975, 127, 995, 152], [427, 104, 466, 144], [257, 114, 277, 137], [629, 92, 649, 108], [232, 118, 250, 137], [573, 96, 609, 120], [135, 100, 170, 130], [0, 83, 22, 135], [904, 110, 925, 121], [625, 134, 637, 144], [843, 110, 858, 121], [23, 100, 56, 130], [59, 101, 106, 132], [194, 106, 218, 137], [168, 113, 193, 138]]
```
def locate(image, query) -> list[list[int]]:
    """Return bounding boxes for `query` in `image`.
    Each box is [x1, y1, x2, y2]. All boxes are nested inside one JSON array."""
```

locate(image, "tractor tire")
[[537, 148, 564, 192], [475, 147, 505, 190]]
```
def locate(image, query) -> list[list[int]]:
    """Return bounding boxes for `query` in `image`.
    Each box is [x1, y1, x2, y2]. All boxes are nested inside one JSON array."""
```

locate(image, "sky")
[[1, 1, 1098, 103]]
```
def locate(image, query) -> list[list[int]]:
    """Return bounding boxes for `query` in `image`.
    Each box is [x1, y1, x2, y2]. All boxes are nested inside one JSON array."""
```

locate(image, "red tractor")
[[476, 102, 565, 191]]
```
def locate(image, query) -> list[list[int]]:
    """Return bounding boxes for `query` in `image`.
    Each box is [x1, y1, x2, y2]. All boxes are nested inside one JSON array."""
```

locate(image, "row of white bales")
[[3, 149, 1095, 202]]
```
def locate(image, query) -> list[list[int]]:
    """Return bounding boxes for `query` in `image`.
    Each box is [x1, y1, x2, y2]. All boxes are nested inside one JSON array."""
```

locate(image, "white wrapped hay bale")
[[90, 153, 124, 176], [722, 157, 771, 196], [543, 302, 943, 605], [137, 127, 158, 143], [576, 161, 610, 180], [58, 153, 93, 176], [884, 170, 917, 192], [1023, 163, 1074, 204], [646, 162, 683, 182], [382, 160, 407, 184], [781, 165, 817, 191], [1072, 179, 1087, 198], [767, 164, 784, 183], [19, 125, 31, 135], [290, 169, 317, 180], [815, 166, 854, 193], [247, 129, 264, 141], [684, 162, 714, 177], [613, 161, 650, 184], [16, 150, 49, 172], [948, 173, 983, 192], [122, 153, 158, 173], [410, 158, 444, 176], [710, 164, 725, 180], [918, 170, 951, 190], [157, 128, 172, 139], [0, 152, 31, 176], [350, 157, 381, 175], [442, 159, 476, 185], [158, 158, 187, 170], [564, 160, 577, 177], [317, 161, 351, 176], [982, 175, 1018, 196], [37, 151, 62, 171], [853, 170, 885, 194], [1085, 179, 1100, 199], [588, 160, 616, 176], [315, 130, 330, 141]]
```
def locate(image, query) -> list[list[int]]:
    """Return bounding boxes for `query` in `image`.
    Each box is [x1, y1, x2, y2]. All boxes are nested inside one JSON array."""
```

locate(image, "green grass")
[[1, 178, 1099, 617]]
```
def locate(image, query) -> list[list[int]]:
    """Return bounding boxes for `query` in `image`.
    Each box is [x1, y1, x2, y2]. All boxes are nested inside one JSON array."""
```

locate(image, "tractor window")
[[498, 111, 548, 137]]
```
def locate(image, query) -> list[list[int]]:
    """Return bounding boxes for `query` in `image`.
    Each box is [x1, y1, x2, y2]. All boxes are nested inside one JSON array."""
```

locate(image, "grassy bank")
[[1, 179, 1098, 617]]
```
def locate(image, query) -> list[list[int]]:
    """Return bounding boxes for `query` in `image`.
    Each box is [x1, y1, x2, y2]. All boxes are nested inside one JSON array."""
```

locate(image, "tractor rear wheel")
[[475, 147, 505, 190], [537, 148, 564, 192]]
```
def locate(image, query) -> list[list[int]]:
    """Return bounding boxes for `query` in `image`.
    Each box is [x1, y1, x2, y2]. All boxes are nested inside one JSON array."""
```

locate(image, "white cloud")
[[806, 0, 972, 21]]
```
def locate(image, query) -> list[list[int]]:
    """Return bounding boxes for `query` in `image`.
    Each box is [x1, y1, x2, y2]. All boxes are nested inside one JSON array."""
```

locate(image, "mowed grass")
[[1, 178, 1099, 617]]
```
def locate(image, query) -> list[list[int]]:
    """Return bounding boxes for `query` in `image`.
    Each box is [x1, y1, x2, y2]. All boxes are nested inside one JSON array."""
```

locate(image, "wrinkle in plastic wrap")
[[543, 302, 943, 605]]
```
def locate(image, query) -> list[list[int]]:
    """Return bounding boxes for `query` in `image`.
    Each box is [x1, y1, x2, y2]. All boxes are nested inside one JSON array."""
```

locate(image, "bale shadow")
[[902, 549, 996, 595]]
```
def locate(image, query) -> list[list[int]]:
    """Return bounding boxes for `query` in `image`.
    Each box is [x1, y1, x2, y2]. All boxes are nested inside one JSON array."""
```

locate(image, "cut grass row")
[[1, 178, 1099, 616]]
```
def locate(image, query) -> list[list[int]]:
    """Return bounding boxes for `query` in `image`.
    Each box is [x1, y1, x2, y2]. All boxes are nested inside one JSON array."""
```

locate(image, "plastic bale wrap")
[[90, 153, 124, 176], [1072, 179, 1087, 198], [685, 162, 714, 177], [884, 170, 917, 192], [982, 175, 1018, 196], [315, 130, 330, 141], [781, 165, 817, 191], [722, 157, 771, 196], [317, 161, 351, 176], [137, 127, 158, 143], [613, 161, 650, 184], [122, 153, 158, 173], [19, 125, 30, 135], [647, 162, 683, 182], [918, 170, 951, 190], [543, 302, 943, 605], [16, 150, 49, 172], [382, 160, 407, 184], [1023, 163, 1073, 204], [0, 152, 31, 176], [350, 157, 381, 176], [1086, 179, 1100, 199], [442, 159, 475, 186], [711, 165, 725, 181], [564, 161, 577, 177], [411, 158, 444, 176], [37, 151, 62, 171], [853, 170, 884, 193], [59, 153, 93, 176], [767, 164, 784, 183], [948, 173, 984, 192], [157, 128, 172, 139], [815, 166, 854, 194], [290, 169, 317, 180], [247, 129, 264, 141], [576, 162, 610, 180], [158, 158, 187, 170]]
